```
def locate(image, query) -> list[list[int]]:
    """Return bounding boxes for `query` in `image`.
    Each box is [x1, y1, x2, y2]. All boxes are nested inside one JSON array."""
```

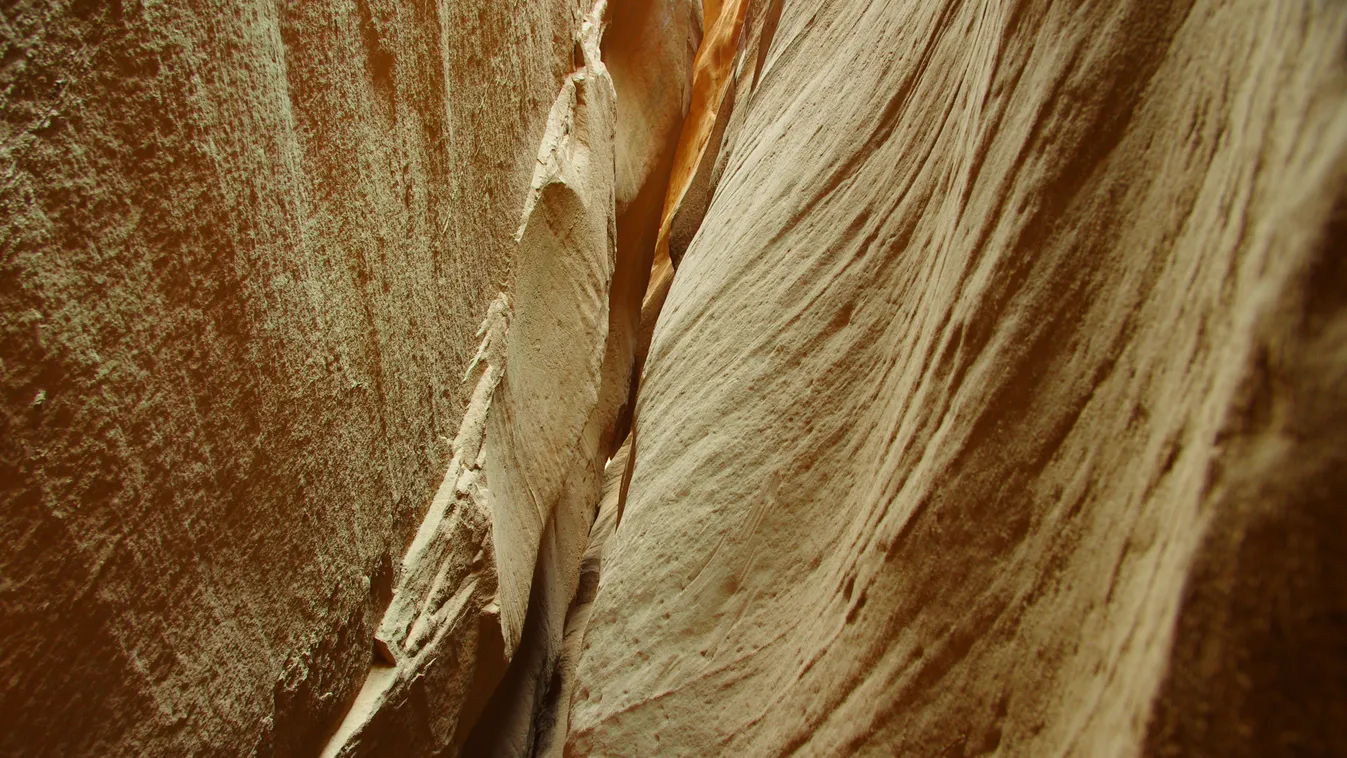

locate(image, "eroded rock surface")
[[319, 2, 702, 755], [568, 0, 1347, 755], [316, 297, 508, 758], [4, 0, 1345, 755], [0, 0, 579, 755]]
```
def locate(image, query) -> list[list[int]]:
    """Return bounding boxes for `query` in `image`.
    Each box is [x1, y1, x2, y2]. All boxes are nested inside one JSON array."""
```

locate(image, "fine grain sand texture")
[[3, 0, 1344, 755], [0, 0, 580, 754], [568, 0, 1347, 755]]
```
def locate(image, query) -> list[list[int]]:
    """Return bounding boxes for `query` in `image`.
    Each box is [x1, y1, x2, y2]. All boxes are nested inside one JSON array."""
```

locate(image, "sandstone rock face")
[[604, 0, 702, 445], [0, 0, 580, 754], [320, 3, 700, 756], [316, 296, 508, 758], [4, 0, 1345, 755], [568, 1, 1347, 756], [536, 439, 630, 758]]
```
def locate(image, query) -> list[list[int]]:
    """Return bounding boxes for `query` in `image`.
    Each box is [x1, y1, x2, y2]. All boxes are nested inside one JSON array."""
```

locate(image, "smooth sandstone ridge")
[[2, 0, 1345, 756], [568, 0, 1347, 756]]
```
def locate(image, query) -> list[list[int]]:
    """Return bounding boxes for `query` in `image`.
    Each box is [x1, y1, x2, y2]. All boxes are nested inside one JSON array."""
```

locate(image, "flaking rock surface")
[[568, 0, 1347, 756]]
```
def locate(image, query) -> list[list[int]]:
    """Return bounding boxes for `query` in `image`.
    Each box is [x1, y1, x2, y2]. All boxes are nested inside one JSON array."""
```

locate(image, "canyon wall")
[[0, 0, 582, 754], [3, 0, 1345, 756], [568, 0, 1347, 756]]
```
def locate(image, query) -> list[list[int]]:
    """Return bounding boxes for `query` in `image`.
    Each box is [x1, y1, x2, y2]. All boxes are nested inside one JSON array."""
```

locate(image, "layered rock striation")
[[3, 0, 1345, 756], [567, 0, 1347, 755]]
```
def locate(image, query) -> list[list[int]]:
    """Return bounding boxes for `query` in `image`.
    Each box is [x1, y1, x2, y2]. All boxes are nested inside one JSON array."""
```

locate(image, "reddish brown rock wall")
[[0, 0, 579, 754]]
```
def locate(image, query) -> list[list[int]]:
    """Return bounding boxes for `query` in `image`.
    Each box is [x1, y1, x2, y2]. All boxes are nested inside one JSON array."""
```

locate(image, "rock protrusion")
[[484, 0, 620, 667], [318, 297, 509, 758]]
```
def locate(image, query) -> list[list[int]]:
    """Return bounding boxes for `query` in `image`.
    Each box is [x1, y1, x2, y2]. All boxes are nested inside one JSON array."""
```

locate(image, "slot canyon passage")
[[2, 0, 1346, 755]]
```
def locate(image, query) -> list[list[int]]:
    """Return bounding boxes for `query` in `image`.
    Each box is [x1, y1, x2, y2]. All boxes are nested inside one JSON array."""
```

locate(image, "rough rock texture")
[[5, 0, 1345, 755], [0, 0, 580, 754], [315, 2, 700, 756], [569, 1, 1347, 756], [316, 296, 508, 758]]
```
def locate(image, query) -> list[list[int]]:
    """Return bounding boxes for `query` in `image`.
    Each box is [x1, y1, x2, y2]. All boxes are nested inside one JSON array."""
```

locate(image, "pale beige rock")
[[460, 9, 622, 755], [486, 13, 619, 656], [317, 297, 508, 758], [568, 2, 1347, 757], [458, 5, 699, 754], [536, 439, 629, 758]]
